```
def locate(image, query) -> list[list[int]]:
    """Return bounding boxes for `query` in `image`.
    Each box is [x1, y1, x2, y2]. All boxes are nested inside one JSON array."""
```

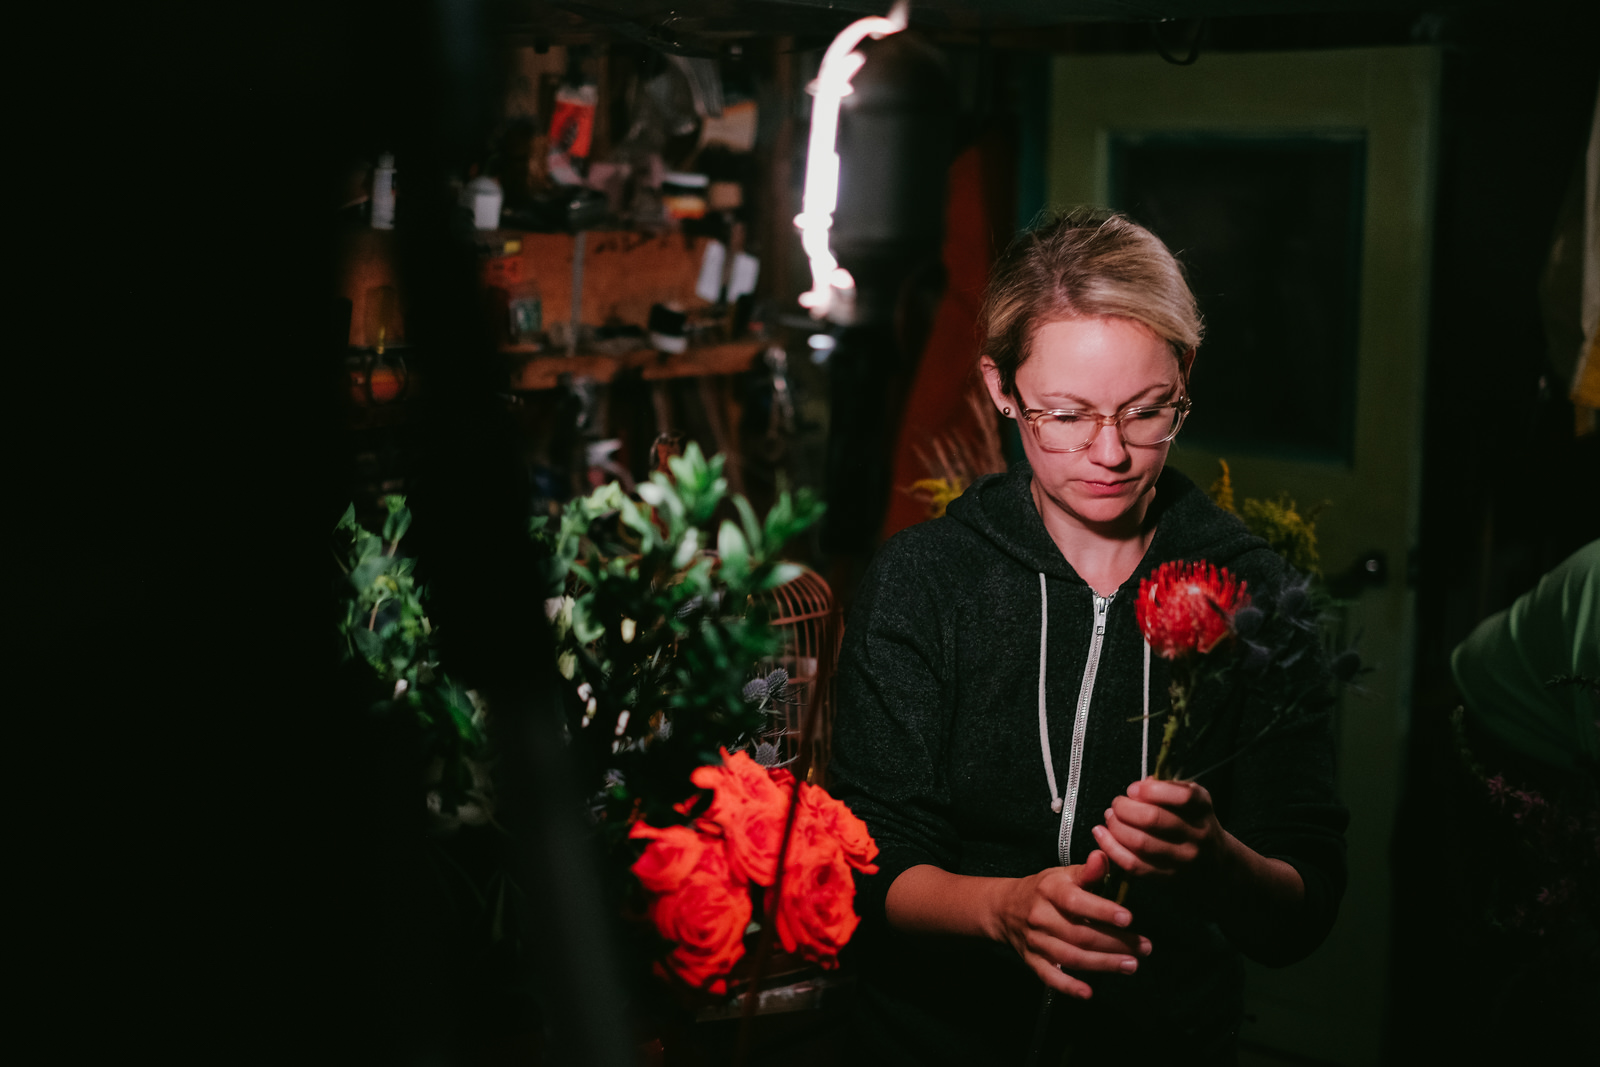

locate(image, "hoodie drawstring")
[[1038, 573, 1063, 813]]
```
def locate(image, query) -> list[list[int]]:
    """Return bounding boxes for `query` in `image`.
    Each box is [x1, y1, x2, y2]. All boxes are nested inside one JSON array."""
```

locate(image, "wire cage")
[[759, 567, 843, 783]]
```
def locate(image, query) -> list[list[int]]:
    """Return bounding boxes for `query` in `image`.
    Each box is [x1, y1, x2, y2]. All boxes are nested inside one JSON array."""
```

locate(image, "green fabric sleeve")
[[1450, 539, 1600, 771]]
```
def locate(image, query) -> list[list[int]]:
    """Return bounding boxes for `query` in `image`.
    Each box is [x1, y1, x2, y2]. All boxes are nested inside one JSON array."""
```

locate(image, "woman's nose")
[[1086, 420, 1130, 465]]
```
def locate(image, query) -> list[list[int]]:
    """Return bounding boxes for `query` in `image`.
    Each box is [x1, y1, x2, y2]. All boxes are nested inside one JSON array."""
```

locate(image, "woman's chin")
[[1056, 486, 1148, 529]]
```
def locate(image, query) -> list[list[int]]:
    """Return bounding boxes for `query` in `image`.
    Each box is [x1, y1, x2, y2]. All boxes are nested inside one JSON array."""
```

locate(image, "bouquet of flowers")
[[1135, 557, 1359, 781], [629, 748, 879, 994], [1099, 557, 1359, 906], [531, 444, 883, 1000]]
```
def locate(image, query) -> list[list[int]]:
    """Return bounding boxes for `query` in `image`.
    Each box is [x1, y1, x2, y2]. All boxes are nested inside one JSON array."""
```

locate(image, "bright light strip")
[[795, 0, 909, 320]]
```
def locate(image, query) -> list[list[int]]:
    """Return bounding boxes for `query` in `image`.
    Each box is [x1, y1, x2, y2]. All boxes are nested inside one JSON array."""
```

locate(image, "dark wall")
[[1389, 2, 1598, 1062]]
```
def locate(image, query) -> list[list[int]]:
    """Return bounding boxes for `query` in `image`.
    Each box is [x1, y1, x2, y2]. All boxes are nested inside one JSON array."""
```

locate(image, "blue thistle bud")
[[1233, 605, 1265, 638]]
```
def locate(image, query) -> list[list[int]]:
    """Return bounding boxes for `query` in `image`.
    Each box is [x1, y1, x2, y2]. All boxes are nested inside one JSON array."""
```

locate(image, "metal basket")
[[759, 567, 842, 783]]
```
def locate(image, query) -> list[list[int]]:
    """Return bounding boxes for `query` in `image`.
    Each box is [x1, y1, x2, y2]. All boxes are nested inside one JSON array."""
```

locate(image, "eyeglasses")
[[1015, 397, 1192, 453]]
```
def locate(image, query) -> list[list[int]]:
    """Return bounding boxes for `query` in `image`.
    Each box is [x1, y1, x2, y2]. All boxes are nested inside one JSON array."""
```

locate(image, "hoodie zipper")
[[1057, 592, 1112, 865]]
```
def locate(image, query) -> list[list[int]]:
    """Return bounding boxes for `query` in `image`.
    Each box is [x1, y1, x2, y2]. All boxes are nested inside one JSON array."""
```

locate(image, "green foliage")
[[529, 443, 825, 845], [334, 498, 489, 820], [1240, 495, 1324, 578], [1207, 459, 1325, 577]]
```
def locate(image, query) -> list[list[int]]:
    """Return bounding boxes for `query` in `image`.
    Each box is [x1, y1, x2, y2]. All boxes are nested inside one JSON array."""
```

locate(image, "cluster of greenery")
[[529, 442, 825, 850], [335, 497, 490, 823], [333, 444, 824, 848], [1209, 458, 1325, 576]]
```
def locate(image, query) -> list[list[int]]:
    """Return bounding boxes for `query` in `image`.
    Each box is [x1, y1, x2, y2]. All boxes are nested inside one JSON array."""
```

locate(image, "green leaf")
[[350, 557, 388, 591], [617, 496, 655, 549], [733, 495, 764, 557], [383, 504, 412, 547], [571, 595, 605, 645], [671, 526, 701, 571], [717, 520, 749, 579], [761, 562, 803, 591], [352, 626, 382, 659]]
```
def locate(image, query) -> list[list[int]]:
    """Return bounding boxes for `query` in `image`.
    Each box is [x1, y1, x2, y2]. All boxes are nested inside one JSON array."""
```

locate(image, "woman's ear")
[[979, 356, 1014, 416], [1178, 346, 1196, 386]]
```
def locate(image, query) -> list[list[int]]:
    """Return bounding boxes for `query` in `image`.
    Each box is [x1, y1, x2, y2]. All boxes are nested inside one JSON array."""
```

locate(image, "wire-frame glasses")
[[1017, 397, 1192, 453]]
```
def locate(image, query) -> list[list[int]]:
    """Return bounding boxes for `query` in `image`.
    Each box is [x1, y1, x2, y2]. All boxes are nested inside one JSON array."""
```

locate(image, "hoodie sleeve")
[[829, 536, 963, 927], [1216, 549, 1350, 967]]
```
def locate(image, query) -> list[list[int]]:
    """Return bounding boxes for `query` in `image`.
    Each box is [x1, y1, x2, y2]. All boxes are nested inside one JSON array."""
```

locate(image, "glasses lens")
[[1119, 405, 1182, 446], [1034, 412, 1097, 451]]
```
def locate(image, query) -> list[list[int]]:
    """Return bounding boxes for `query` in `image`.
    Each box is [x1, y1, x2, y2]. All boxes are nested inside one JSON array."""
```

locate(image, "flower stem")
[[1108, 679, 1187, 903]]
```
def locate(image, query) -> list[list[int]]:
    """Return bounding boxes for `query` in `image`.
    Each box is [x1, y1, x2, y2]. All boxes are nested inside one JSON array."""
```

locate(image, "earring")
[[1002, 407, 1012, 417]]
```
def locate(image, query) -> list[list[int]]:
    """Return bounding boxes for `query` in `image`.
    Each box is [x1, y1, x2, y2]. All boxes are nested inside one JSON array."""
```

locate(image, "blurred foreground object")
[[1567, 83, 1599, 432], [1452, 539, 1599, 772]]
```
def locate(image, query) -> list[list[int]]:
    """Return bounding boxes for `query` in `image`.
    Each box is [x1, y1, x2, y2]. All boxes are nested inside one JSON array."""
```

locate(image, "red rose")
[[690, 748, 791, 887], [1136, 560, 1251, 659], [763, 783, 879, 968], [629, 822, 751, 993]]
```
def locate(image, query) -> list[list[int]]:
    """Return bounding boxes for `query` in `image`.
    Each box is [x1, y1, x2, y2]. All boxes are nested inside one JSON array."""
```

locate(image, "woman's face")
[[984, 316, 1186, 534]]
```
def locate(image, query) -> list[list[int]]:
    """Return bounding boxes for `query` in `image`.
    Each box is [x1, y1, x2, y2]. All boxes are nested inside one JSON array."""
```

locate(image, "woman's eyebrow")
[[1036, 384, 1179, 409]]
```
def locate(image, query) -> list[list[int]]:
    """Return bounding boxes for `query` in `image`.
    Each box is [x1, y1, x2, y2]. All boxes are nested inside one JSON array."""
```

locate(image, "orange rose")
[[795, 781, 879, 873], [630, 821, 751, 992], [766, 823, 858, 968], [763, 783, 879, 968], [690, 748, 792, 887]]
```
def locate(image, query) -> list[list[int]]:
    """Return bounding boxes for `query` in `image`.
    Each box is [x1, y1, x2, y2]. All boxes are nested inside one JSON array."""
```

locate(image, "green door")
[[1049, 46, 1439, 1065]]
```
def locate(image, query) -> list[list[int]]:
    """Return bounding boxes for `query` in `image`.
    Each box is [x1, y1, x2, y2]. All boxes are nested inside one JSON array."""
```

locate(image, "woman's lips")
[[1079, 479, 1134, 497]]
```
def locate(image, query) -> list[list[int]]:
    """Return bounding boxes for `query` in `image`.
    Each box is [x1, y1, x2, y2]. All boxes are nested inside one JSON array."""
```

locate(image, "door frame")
[[1048, 46, 1440, 1065]]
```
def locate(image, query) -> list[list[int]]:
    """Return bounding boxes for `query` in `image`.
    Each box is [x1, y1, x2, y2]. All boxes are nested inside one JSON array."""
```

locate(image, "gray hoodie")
[[830, 461, 1348, 1064]]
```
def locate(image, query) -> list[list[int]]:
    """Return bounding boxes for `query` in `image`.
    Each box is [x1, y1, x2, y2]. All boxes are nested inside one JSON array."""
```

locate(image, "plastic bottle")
[[372, 153, 397, 230]]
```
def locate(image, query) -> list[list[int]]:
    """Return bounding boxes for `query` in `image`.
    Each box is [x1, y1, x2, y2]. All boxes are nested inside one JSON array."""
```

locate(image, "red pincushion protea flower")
[[1137, 560, 1251, 659]]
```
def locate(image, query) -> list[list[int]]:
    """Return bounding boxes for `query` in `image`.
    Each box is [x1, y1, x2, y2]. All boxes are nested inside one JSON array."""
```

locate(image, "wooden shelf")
[[506, 341, 766, 391]]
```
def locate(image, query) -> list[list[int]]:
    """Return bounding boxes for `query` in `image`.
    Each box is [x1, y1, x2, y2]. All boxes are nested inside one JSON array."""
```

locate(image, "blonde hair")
[[981, 208, 1203, 398]]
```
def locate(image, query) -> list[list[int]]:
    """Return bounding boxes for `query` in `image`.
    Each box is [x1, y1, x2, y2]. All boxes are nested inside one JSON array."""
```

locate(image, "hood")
[[944, 459, 1264, 585]]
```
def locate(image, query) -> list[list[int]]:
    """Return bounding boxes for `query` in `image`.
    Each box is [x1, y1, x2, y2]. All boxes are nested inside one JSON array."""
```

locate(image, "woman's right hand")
[[993, 849, 1152, 999]]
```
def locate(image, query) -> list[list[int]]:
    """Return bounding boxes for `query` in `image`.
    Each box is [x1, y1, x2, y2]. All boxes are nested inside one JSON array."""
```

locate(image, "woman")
[[829, 210, 1349, 1064]]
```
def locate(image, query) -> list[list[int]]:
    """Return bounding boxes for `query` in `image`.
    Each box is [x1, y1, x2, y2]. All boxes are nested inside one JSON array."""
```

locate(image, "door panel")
[[1049, 47, 1439, 1065]]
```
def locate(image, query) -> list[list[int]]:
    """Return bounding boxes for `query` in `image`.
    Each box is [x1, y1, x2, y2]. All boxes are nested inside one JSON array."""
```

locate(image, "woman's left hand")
[[1090, 778, 1223, 879]]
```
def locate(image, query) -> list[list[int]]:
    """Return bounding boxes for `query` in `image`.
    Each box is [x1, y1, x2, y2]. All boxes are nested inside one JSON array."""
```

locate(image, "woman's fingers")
[[1030, 923, 1156, 997], [1127, 777, 1201, 808], [1030, 957, 1097, 999], [1091, 820, 1161, 875], [1110, 796, 1191, 839], [1048, 866, 1133, 927], [1098, 780, 1218, 876], [1009, 857, 1163, 999]]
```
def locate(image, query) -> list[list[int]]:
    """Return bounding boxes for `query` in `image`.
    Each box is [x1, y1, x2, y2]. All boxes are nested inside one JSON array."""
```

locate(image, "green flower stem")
[[1110, 675, 1189, 906], [1152, 681, 1187, 781]]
